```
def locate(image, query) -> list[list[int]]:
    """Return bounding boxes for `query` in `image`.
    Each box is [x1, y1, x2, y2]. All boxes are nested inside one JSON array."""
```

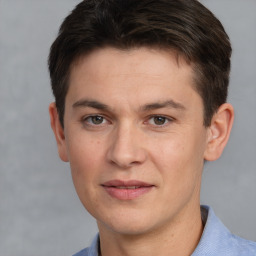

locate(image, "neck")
[[98, 204, 203, 256]]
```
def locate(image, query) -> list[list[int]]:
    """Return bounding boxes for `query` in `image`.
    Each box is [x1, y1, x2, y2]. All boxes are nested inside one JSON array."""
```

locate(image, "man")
[[48, 0, 256, 255]]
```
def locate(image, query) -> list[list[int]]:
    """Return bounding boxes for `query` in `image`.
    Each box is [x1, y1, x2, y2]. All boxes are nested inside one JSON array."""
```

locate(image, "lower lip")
[[103, 186, 153, 200]]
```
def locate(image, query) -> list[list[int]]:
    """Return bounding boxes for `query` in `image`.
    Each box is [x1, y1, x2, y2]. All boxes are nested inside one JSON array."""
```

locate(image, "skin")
[[49, 47, 234, 256]]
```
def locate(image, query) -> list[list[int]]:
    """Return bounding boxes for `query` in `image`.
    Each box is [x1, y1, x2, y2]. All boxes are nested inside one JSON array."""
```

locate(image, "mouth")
[[113, 186, 142, 189], [101, 180, 154, 200]]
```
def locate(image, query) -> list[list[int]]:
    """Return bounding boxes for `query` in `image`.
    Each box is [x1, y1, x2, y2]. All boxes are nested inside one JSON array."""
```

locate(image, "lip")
[[101, 180, 154, 200]]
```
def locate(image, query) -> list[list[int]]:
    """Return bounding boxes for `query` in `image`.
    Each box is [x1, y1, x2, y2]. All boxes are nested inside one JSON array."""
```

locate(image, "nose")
[[106, 124, 147, 169]]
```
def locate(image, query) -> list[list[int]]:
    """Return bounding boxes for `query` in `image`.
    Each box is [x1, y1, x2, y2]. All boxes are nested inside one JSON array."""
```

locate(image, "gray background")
[[0, 0, 255, 255]]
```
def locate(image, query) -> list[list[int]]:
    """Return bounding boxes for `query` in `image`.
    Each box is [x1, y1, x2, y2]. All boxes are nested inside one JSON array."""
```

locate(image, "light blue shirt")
[[73, 206, 256, 256]]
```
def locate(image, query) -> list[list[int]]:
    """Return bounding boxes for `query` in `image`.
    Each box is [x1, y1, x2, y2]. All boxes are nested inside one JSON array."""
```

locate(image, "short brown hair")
[[49, 0, 232, 127]]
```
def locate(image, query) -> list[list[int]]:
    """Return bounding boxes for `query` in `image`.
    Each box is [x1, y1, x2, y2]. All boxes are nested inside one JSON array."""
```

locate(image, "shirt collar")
[[86, 205, 235, 256], [192, 205, 232, 255]]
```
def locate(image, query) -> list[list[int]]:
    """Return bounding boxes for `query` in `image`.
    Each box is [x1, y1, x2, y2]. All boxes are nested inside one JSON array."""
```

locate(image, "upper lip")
[[102, 180, 153, 187]]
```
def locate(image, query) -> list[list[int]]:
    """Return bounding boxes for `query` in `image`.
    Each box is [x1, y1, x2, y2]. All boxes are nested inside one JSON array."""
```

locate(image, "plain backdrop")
[[0, 0, 255, 255]]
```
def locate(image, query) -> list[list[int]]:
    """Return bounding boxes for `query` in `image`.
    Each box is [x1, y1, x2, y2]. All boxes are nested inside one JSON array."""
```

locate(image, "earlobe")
[[204, 103, 234, 161], [49, 102, 69, 162]]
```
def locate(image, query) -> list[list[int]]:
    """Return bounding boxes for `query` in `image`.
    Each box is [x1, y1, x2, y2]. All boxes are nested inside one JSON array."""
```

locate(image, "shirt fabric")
[[73, 205, 256, 256]]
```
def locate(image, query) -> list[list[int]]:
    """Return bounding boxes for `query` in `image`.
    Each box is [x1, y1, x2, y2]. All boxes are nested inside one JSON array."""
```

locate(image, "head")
[[49, 0, 232, 128], [48, 0, 234, 239]]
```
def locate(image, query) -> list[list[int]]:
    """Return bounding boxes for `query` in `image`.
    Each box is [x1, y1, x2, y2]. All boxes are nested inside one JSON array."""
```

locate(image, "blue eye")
[[85, 115, 106, 125], [148, 116, 169, 126]]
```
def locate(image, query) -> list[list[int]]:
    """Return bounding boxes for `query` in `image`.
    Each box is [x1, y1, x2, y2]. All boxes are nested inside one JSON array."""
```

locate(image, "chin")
[[97, 210, 160, 236], [103, 222, 154, 236]]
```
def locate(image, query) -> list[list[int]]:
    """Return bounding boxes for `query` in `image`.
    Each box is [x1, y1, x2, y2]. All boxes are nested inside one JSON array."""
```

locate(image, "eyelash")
[[82, 115, 110, 127], [147, 115, 174, 127], [81, 114, 174, 128]]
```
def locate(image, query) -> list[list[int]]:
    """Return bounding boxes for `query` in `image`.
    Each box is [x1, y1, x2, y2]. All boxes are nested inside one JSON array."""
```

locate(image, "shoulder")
[[227, 234, 256, 255], [72, 247, 90, 256], [72, 235, 99, 256], [192, 206, 256, 256]]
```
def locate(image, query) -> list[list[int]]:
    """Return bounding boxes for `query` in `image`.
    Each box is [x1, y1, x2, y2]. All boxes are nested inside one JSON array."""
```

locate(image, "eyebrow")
[[72, 98, 186, 112], [141, 100, 186, 111], [72, 99, 110, 110]]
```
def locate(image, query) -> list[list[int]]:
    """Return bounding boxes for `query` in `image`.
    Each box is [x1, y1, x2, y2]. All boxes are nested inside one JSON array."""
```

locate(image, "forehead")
[[71, 46, 192, 79], [67, 47, 201, 110]]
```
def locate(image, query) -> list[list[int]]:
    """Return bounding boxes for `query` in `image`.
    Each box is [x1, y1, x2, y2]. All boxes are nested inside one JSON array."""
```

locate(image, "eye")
[[84, 115, 106, 125], [148, 116, 170, 126]]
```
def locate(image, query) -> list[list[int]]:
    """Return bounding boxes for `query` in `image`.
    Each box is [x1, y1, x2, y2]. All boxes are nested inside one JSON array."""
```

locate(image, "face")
[[56, 47, 211, 235]]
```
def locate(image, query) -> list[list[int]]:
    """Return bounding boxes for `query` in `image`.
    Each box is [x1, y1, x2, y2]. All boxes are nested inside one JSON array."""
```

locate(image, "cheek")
[[67, 135, 104, 187], [150, 134, 186, 168], [150, 131, 205, 182], [67, 137, 106, 212], [151, 134, 204, 209]]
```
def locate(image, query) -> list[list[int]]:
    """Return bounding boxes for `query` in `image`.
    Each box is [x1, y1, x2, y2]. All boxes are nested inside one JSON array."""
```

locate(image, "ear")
[[204, 103, 234, 161], [49, 102, 69, 162]]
